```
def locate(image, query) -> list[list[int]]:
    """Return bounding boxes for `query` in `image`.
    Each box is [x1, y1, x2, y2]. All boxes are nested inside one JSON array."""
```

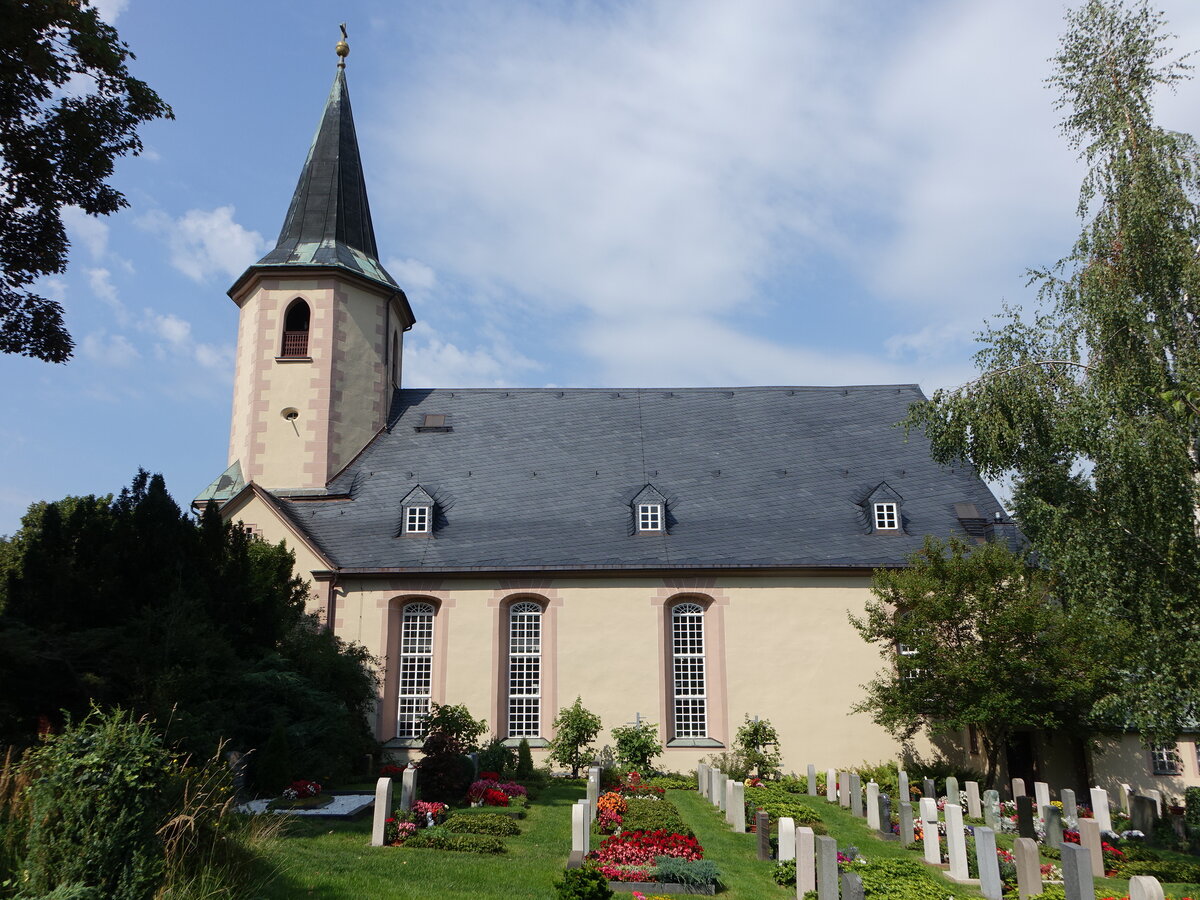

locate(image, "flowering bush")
[[599, 807, 624, 832], [617, 772, 666, 799], [384, 817, 418, 844], [413, 800, 447, 825], [379, 764, 406, 778], [483, 788, 510, 807], [467, 778, 529, 804], [592, 829, 703, 869], [281, 779, 321, 800], [480, 770, 500, 781]]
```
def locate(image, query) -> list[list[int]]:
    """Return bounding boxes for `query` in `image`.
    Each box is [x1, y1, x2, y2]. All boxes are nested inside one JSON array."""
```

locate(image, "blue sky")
[[3, 0, 1200, 537]]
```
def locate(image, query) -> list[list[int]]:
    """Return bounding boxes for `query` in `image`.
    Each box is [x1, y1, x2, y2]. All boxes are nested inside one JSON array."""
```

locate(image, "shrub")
[[611, 721, 662, 772], [1117, 858, 1200, 883], [547, 697, 602, 777], [621, 798, 693, 838], [403, 827, 507, 854], [654, 856, 721, 886], [479, 736, 515, 777], [254, 720, 292, 796], [645, 773, 695, 790], [516, 738, 536, 779], [703, 748, 751, 781], [775, 858, 796, 886], [21, 708, 173, 900], [735, 716, 782, 780], [416, 731, 474, 803], [0, 746, 31, 888], [554, 867, 614, 900], [852, 858, 966, 900], [421, 702, 488, 750], [445, 813, 521, 836]]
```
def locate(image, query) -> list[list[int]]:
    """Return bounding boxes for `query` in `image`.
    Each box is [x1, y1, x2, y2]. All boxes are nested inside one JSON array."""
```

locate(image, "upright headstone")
[[1146, 789, 1163, 817], [842, 871, 865, 900], [467, 752, 480, 777], [946, 776, 960, 807], [697, 763, 709, 798], [1129, 875, 1166, 900], [571, 801, 590, 854], [756, 810, 771, 861], [1013, 836, 1042, 899], [716, 774, 727, 812], [1078, 818, 1104, 878], [816, 835, 839, 900], [730, 780, 746, 833], [945, 803, 970, 881], [975, 825, 1003, 900], [866, 781, 880, 829], [826, 768, 837, 803], [898, 770, 909, 805], [1034, 781, 1051, 821], [1121, 782, 1134, 813], [1011, 776, 1026, 799], [1016, 795, 1036, 839], [920, 797, 941, 865], [586, 775, 599, 821], [708, 767, 719, 805], [1060, 842, 1095, 900], [1090, 786, 1113, 832], [900, 797, 915, 846], [1062, 788, 1078, 828], [725, 779, 736, 823], [849, 773, 863, 817], [804, 763, 817, 796], [923, 776, 936, 799], [1132, 795, 1158, 835], [965, 781, 981, 819], [1045, 804, 1064, 850], [878, 794, 893, 837], [796, 826, 816, 899], [839, 772, 851, 808], [983, 789, 1001, 830], [400, 766, 417, 811], [778, 816, 796, 861], [370, 776, 393, 846]]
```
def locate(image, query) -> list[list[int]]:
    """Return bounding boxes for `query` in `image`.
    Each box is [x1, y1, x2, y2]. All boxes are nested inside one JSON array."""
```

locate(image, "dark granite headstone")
[[756, 810, 771, 861], [1017, 795, 1037, 839], [1045, 805, 1064, 850], [842, 871, 866, 900], [1060, 842, 1094, 900], [923, 777, 936, 798], [1131, 795, 1158, 835], [879, 794, 893, 836]]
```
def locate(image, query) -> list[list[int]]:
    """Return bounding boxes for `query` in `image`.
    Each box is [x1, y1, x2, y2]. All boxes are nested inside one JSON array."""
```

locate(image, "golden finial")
[[335, 23, 349, 66]]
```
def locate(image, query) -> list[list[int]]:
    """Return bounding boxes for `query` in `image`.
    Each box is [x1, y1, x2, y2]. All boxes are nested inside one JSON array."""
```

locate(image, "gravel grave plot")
[[239, 793, 374, 817]]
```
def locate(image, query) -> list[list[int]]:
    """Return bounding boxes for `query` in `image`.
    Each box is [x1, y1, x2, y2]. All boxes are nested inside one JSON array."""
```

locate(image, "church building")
[[198, 44, 1073, 783]]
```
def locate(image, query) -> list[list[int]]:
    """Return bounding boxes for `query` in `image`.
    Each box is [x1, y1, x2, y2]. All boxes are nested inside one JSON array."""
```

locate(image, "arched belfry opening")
[[281, 299, 311, 357]]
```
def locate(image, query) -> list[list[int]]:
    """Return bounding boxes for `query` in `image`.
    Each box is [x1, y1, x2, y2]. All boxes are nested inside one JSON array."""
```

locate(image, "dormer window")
[[638, 503, 663, 532], [874, 502, 898, 531], [404, 505, 430, 534]]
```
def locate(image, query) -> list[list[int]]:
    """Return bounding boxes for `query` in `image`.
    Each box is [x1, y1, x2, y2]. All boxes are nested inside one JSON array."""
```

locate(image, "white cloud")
[[141, 206, 265, 283], [38, 278, 67, 302], [62, 206, 109, 261], [91, 0, 129, 24], [87, 267, 129, 323], [194, 342, 235, 372], [81, 331, 139, 367], [143, 311, 192, 346], [403, 322, 540, 387]]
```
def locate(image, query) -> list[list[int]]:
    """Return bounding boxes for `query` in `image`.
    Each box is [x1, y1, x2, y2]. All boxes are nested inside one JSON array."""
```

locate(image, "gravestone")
[[571, 801, 590, 854], [983, 789, 1001, 830], [717, 774, 727, 812], [756, 810, 770, 861], [826, 768, 837, 803], [370, 776, 393, 847], [900, 797, 915, 846], [1121, 782, 1134, 813], [467, 752, 480, 777], [725, 779, 737, 824], [920, 797, 941, 865], [816, 835, 839, 900], [778, 816, 796, 861], [1016, 795, 1036, 839], [1011, 776, 1026, 799], [923, 777, 936, 799], [1062, 788, 1078, 828], [709, 767, 721, 806], [1146, 789, 1163, 817], [1090, 786, 1113, 832], [1045, 805, 1064, 850], [1078, 818, 1104, 878], [1132, 795, 1158, 835], [878, 794, 893, 838], [1061, 843, 1094, 900], [865, 781, 880, 829], [1013, 836, 1042, 899], [975, 825, 1003, 900], [842, 871, 865, 900], [839, 772, 851, 808], [1129, 875, 1166, 900], [946, 776, 960, 808], [586, 775, 599, 821], [697, 763, 709, 798], [796, 826, 816, 899], [965, 780, 981, 819], [898, 770, 909, 805], [730, 780, 746, 833], [945, 803, 970, 881], [400, 766, 417, 811], [849, 773, 863, 816], [808, 763, 818, 796], [1034, 781, 1051, 821]]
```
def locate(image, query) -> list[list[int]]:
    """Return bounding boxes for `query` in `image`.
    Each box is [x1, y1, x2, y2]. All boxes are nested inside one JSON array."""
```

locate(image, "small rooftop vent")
[[415, 413, 451, 433]]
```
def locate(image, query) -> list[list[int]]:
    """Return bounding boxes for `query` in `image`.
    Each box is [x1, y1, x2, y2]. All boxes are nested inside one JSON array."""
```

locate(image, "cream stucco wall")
[[1091, 734, 1200, 802]]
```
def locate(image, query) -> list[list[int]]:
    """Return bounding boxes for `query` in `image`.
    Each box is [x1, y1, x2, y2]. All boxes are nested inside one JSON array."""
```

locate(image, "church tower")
[[225, 36, 414, 492]]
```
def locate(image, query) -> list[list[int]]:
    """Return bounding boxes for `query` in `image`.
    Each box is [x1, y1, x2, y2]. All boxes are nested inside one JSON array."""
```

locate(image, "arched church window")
[[507, 601, 543, 738], [396, 602, 435, 739], [281, 299, 311, 358], [670, 602, 707, 738]]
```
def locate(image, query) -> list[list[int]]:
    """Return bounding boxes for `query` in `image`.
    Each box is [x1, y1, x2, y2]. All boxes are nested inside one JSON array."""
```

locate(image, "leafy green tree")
[[547, 697, 602, 777], [421, 702, 487, 750], [850, 537, 1099, 787], [610, 720, 662, 773], [1, 0, 171, 362], [735, 715, 782, 780], [906, 0, 1200, 740], [515, 738, 535, 779]]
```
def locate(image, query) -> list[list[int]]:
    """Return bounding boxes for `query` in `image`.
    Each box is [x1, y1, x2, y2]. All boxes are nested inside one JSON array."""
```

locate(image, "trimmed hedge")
[[403, 828, 507, 854], [620, 798, 694, 838], [445, 813, 521, 836], [852, 859, 967, 900]]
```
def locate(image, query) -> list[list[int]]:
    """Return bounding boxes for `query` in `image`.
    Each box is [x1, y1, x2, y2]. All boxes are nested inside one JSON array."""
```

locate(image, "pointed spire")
[[250, 40, 398, 291]]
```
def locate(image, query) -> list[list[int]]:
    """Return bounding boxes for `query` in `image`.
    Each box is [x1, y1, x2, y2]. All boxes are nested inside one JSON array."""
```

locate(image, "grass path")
[[670, 789, 789, 899]]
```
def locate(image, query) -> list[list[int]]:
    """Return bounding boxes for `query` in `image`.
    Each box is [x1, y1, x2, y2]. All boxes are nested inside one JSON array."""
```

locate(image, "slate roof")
[[240, 66, 400, 293], [272, 385, 1010, 573]]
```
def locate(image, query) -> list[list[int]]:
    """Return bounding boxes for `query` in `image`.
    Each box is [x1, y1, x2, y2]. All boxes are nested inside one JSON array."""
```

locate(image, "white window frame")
[[507, 601, 542, 738], [404, 504, 431, 534], [1152, 743, 1182, 775], [638, 503, 663, 532], [874, 501, 898, 530], [396, 603, 435, 739], [671, 602, 707, 739]]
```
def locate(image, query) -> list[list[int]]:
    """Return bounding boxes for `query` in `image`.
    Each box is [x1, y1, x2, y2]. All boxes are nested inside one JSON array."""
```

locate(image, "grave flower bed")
[[617, 771, 667, 799], [385, 799, 511, 853], [590, 829, 704, 882], [467, 777, 530, 807], [268, 779, 333, 810]]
